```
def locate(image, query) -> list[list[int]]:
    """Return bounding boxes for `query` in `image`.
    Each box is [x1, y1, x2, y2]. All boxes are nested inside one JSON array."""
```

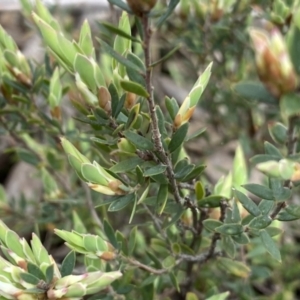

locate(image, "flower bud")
[[125, 92, 137, 110], [249, 26, 297, 98], [126, 0, 157, 16], [98, 86, 111, 114]]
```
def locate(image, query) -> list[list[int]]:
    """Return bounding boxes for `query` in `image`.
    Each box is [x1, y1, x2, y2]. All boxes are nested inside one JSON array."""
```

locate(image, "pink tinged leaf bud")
[[0, 281, 22, 297], [125, 92, 137, 110], [99, 251, 117, 261], [85, 271, 122, 294], [63, 282, 87, 298], [55, 274, 88, 289], [98, 86, 112, 114], [249, 26, 297, 98], [126, 0, 157, 16], [47, 287, 68, 299]]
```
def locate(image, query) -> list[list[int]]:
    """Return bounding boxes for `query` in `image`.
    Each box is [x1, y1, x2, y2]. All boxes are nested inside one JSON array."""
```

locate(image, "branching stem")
[[141, 13, 184, 205]]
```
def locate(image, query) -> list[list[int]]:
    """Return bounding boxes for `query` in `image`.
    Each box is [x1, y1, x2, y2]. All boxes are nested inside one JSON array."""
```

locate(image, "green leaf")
[[232, 200, 241, 223], [126, 57, 146, 87], [250, 154, 281, 165], [285, 204, 300, 217], [215, 224, 243, 235], [156, 0, 180, 28], [269, 178, 291, 201], [104, 219, 118, 249], [243, 184, 274, 200], [108, 193, 136, 212], [81, 163, 107, 185], [198, 195, 223, 208], [203, 219, 223, 232], [206, 292, 230, 300], [16, 149, 39, 165], [27, 262, 46, 280], [169, 272, 180, 292], [214, 172, 232, 199], [100, 22, 141, 43], [163, 205, 184, 229], [260, 229, 282, 262], [287, 15, 300, 75], [168, 123, 189, 153], [156, 106, 168, 138], [150, 44, 181, 68], [277, 209, 299, 221], [234, 190, 261, 217], [143, 165, 167, 177], [165, 96, 179, 121], [195, 181, 205, 200], [217, 257, 250, 278], [156, 184, 168, 215], [248, 215, 272, 230], [107, 0, 132, 13], [185, 127, 206, 142], [174, 164, 194, 180], [120, 80, 149, 98], [74, 54, 97, 91], [129, 194, 138, 224], [181, 164, 206, 182], [126, 103, 140, 129], [128, 226, 137, 256], [45, 264, 54, 284], [280, 93, 300, 118], [268, 122, 287, 145], [231, 233, 250, 244], [233, 81, 277, 104], [258, 199, 275, 215], [185, 292, 198, 300], [61, 251, 76, 277], [110, 157, 144, 173], [222, 236, 236, 259], [5, 230, 24, 258], [99, 40, 142, 72], [265, 226, 283, 237], [20, 273, 40, 285], [232, 144, 248, 192], [150, 173, 168, 184], [264, 142, 282, 157], [124, 131, 154, 151], [108, 83, 119, 118], [162, 256, 176, 269]]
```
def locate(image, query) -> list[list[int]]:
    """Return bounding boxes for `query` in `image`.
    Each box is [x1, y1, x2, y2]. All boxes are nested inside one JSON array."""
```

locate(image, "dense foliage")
[[1, 0, 300, 299]]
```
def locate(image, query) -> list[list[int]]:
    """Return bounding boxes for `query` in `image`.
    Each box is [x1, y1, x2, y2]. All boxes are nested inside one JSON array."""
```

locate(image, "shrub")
[[1, 0, 300, 299]]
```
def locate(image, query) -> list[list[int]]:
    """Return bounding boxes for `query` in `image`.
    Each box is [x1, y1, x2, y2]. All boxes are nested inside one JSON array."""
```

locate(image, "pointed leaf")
[[234, 190, 261, 217], [215, 224, 243, 235], [243, 184, 274, 200], [168, 123, 189, 153], [143, 165, 167, 177], [260, 229, 281, 262], [124, 131, 154, 150], [120, 80, 149, 98], [110, 157, 144, 173], [156, 184, 168, 215], [61, 251, 76, 277], [108, 193, 136, 211]]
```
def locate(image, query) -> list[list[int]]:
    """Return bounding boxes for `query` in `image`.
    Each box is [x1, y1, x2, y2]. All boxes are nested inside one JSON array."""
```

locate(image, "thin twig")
[[124, 256, 182, 275], [178, 251, 222, 263], [141, 13, 184, 206], [205, 200, 228, 260]]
